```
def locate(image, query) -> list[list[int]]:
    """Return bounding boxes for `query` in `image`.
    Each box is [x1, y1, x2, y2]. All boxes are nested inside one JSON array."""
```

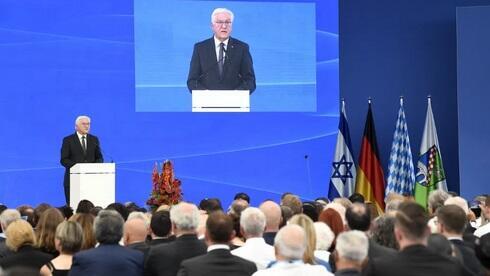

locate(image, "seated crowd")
[[0, 191, 489, 276]]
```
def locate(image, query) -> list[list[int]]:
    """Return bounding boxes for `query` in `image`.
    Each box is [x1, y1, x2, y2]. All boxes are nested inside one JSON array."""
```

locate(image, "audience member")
[[475, 233, 490, 275], [36, 208, 64, 256], [0, 220, 52, 271], [302, 202, 319, 222], [427, 233, 463, 263], [364, 202, 469, 276], [75, 200, 94, 214], [69, 213, 96, 250], [281, 194, 302, 215], [234, 192, 251, 204], [69, 210, 144, 276], [313, 222, 335, 264], [106, 203, 129, 221], [232, 207, 275, 270], [318, 208, 345, 250], [364, 202, 380, 221], [177, 211, 257, 276], [228, 199, 249, 248], [371, 215, 397, 250], [148, 211, 175, 246], [326, 202, 347, 225], [348, 193, 365, 204], [333, 230, 368, 276], [39, 221, 83, 276], [0, 209, 20, 258], [315, 197, 330, 209], [333, 198, 353, 210], [475, 196, 490, 238], [279, 206, 293, 229], [123, 215, 150, 255], [199, 198, 223, 214], [259, 200, 281, 246], [16, 205, 35, 227], [252, 224, 332, 276], [144, 202, 207, 276], [427, 190, 451, 232], [33, 203, 52, 228]]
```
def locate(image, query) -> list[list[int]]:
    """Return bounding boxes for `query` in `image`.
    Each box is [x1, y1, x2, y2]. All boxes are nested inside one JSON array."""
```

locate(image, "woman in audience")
[[313, 222, 335, 264], [318, 208, 344, 251], [36, 208, 65, 256], [371, 215, 398, 250], [40, 221, 83, 276], [289, 214, 331, 271], [0, 219, 52, 270], [69, 213, 96, 250]]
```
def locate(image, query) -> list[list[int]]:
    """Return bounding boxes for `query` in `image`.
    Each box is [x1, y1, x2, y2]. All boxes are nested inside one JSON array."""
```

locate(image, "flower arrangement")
[[147, 160, 183, 209]]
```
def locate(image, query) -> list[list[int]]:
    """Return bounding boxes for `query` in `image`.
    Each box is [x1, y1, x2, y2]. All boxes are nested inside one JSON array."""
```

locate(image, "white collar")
[[207, 244, 230, 252], [214, 36, 229, 48], [76, 132, 87, 139]]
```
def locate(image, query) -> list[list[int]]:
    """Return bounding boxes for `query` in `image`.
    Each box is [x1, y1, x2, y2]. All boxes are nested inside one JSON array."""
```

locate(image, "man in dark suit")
[[60, 115, 103, 205], [177, 211, 257, 276], [364, 202, 470, 276], [148, 210, 175, 246], [144, 202, 207, 276], [187, 8, 255, 93], [70, 210, 144, 276], [436, 204, 484, 275]]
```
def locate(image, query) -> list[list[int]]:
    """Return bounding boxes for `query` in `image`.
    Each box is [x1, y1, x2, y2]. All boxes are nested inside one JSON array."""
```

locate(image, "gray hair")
[[314, 222, 335, 250], [385, 198, 403, 213], [428, 190, 451, 213], [127, 211, 150, 228], [75, 115, 91, 126], [170, 202, 200, 231], [56, 221, 83, 254], [240, 207, 266, 237], [211, 8, 234, 23], [444, 196, 469, 214], [94, 210, 124, 244], [274, 224, 306, 260], [336, 230, 369, 262], [0, 209, 20, 231]]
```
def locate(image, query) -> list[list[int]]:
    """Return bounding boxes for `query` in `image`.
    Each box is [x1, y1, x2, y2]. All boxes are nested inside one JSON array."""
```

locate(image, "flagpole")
[[400, 95, 404, 106]]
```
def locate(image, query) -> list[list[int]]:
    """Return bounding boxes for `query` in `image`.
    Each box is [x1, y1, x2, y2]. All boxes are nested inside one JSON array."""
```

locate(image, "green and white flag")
[[414, 97, 447, 208]]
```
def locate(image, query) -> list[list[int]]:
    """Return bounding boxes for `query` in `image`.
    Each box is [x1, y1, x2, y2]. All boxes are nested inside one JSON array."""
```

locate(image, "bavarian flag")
[[355, 101, 385, 214], [414, 97, 447, 209]]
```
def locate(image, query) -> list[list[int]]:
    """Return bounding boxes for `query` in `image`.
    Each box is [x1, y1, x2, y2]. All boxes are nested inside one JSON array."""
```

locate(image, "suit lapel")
[[223, 37, 234, 77]]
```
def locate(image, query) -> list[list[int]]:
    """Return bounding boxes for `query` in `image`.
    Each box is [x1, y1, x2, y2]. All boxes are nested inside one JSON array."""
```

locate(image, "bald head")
[[123, 218, 148, 246], [274, 224, 306, 261], [259, 200, 281, 232]]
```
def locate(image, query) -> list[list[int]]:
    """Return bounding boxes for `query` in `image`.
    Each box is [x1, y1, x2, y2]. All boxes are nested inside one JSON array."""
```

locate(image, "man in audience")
[[475, 233, 490, 274], [177, 211, 257, 276], [234, 192, 251, 204], [427, 190, 451, 233], [365, 202, 469, 276], [148, 211, 175, 246], [475, 196, 490, 238], [70, 210, 144, 276], [259, 200, 281, 246], [144, 202, 207, 276], [232, 207, 275, 269], [281, 194, 302, 215], [333, 231, 369, 276], [0, 209, 20, 258], [436, 204, 484, 275], [123, 215, 150, 254], [252, 224, 332, 276]]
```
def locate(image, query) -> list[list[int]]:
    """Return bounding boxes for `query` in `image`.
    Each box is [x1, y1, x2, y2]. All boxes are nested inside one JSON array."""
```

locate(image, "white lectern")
[[192, 90, 250, 112], [70, 163, 115, 209]]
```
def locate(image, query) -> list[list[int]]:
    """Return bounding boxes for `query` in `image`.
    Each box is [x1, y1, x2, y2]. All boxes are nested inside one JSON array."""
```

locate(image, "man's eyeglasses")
[[214, 21, 232, 26]]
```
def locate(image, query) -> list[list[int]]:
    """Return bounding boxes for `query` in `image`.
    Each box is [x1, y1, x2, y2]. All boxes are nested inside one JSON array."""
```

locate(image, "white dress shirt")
[[231, 237, 275, 270], [251, 260, 333, 276], [475, 222, 490, 237], [214, 36, 229, 62]]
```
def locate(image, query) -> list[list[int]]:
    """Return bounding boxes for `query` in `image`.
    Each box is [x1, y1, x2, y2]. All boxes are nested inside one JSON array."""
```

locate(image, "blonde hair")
[[289, 214, 317, 264], [56, 221, 84, 254], [5, 219, 36, 251]]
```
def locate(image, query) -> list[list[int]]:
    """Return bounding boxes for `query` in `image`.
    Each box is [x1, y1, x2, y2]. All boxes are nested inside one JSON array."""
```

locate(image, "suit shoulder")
[[194, 38, 214, 48], [62, 133, 76, 141], [229, 37, 249, 48]]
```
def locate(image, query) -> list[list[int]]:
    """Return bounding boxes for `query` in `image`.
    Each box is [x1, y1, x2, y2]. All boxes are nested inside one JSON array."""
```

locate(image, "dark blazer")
[[364, 244, 471, 276], [69, 244, 144, 276], [368, 239, 396, 259], [60, 132, 103, 203], [177, 248, 257, 276], [148, 236, 176, 246], [144, 234, 207, 276], [335, 269, 362, 276], [0, 245, 53, 270], [450, 239, 484, 275], [187, 37, 256, 93]]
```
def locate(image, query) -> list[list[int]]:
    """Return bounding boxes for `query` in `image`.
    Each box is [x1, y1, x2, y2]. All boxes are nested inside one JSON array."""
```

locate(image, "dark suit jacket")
[[144, 234, 207, 276], [451, 239, 484, 275], [187, 37, 256, 93], [70, 244, 143, 276], [148, 236, 176, 246], [0, 245, 53, 270], [177, 248, 257, 276], [364, 244, 471, 276], [60, 132, 103, 187]]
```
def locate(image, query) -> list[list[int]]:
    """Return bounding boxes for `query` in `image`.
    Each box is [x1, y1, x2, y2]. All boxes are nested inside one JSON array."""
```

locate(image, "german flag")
[[355, 102, 385, 214]]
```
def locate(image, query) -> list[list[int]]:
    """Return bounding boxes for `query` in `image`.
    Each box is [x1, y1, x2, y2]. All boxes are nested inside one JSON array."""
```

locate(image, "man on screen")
[[60, 115, 103, 205], [187, 8, 256, 93]]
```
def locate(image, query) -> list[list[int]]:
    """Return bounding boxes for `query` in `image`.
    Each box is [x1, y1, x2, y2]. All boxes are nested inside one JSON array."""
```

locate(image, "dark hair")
[[395, 202, 429, 240], [476, 233, 490, 269], [0, 204, 7, 215], [348, 193, 365, 204], [279, 205, 293, 228], [57, 205, 74, 220], [199, 198, 223, 213], [234, 192, 250, 203], [302, 202, 318, 222], [206, 211, 234, 243], [346, 203, 371, 231], [427, 233, 453, 257], [76, 199, 95, 214], [34, 203, 52, 227], [151, 211, 172, 237], [106, 203, 129, 221], [436, 205, 467, 234], [94, 210, 124, 244], [16, 205, 35, 227], [90, 206, 103, 217], [371, 215, 398, 249]]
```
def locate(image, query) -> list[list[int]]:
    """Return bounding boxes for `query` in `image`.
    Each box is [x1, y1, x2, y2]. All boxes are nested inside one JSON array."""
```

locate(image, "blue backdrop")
[[0, 0, 338, 208]]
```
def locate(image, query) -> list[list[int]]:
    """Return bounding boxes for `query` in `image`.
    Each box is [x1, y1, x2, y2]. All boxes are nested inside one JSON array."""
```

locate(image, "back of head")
[[274, 224, 306, 261], [333, 198, 353, 209], [336, 230, 368, 263], [395, 202, 429, 242], [106, 203, 129, 221], [281, 194, 302, 215], [371, 215, 397, 249], [76, 199, 95, 214], [444, 196, 469, 214], [33, 203, 51, 227], [348, 193, 365, 204], [5, 219, 36, 251], [69, 213, 96, 250], [228, 199, 249, 216], [206, 211, 234, 244], [56, 221, 83, 254], [259, 200, 281, 231], [170, 202, 200, 232], [279, 205, 293, 228], [436, 204, 467, 235], [124, 217, 148, 244], [94, 209, 124, 244], [314, 222, 335, 251], [476, 233, 490, 270], [346, 203, 371, 232], [36, 208, 64, 252], [16, 205, 35, 227], [302, 201, 319, 222], [150, 211, 171, 237], [319, 208, 345, 237], [199, 198, 223, 214], [240, 207, 266, 237], [0, 209, 21, 231], [234, 192, 250, 203], [428, 190, 451, 214]]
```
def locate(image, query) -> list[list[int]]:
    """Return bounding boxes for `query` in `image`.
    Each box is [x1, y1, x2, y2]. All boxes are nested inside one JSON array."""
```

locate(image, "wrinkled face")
[[211, 12, 232, 41], [76, 118, 90, 135]]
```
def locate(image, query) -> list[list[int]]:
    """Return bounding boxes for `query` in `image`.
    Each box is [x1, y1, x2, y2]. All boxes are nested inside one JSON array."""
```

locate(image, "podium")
[[192, 90, 250, 112], [70, 163, 115, 210]]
